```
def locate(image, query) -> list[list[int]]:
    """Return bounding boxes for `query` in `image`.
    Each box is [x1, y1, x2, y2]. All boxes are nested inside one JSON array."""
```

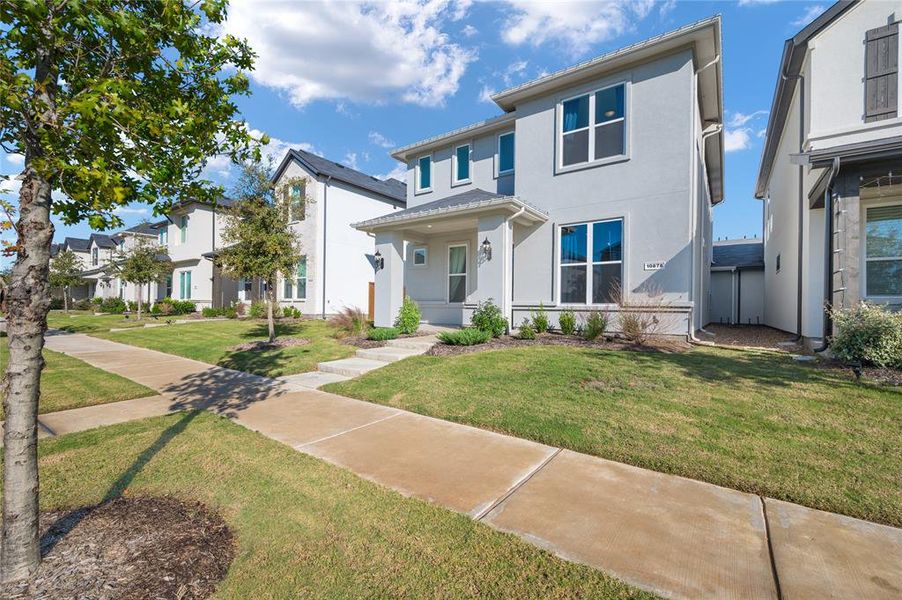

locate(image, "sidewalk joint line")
[[295, 412, 402, 449], [475, 447, 562, 522], [37, 419, 57, 437], [759, 495, 784, 600]]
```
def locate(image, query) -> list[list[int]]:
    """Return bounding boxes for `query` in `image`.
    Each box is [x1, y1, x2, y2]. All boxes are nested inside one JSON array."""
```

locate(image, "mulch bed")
[[818, 361, 902, 387], [231, 337, 310, 351], [0, 496, 234, 600], [340, 331, 433, 350], [696, 324, 802, 351], [425, 333, 691, 357]]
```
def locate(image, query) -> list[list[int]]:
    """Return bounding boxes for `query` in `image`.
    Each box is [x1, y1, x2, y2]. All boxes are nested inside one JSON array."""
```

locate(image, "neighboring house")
[[269, 148, 406, 317], [55, 237, 92, 300], [709, 240, 765, 326], [356, 18, 724, 336], [107, 221, 169, 305], [756, 0, 902, 345], [80, 233, 118, 299]]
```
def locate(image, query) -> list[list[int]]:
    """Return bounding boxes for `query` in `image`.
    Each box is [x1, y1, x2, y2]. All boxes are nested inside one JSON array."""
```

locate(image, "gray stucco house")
[[355, 17, 724, 336]]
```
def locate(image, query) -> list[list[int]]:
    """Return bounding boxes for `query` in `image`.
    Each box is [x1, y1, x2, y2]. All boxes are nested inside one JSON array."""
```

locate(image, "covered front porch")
[[354, 189, 547, 328]]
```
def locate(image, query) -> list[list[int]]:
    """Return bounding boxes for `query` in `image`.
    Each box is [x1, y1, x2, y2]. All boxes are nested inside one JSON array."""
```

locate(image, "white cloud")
[[499, 0, 657, 55], [792, 4, 825, 27], [222, 0, 477, 107], [369, 131, 396, 148], [724, 128, 752, 153], [478, 84, 496, 104], [737, 0, 780, 6], [201, 128, 317, 182], [343, 152, 360, 170], [728, 110, 768, 128], [461, 24, 478, 37], [5, 153, 24, 167], [112, 206, 150, 216], [377, 163, 408, 182]]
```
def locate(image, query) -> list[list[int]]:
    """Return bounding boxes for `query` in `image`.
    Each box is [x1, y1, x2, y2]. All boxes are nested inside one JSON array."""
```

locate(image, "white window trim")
[[556, 80, 630, 174], [451, 142, 472, 187], [411, 246, 428, 268], [861, 199, 902, 302], [447, 242, 468, 304], [495, 131, 515, 177], [288, 181, 307, 223], [556, 217, 625, 307], [179, 215, 188, 244], [296, 257, 308, 300], [415, 153, 433, 194]]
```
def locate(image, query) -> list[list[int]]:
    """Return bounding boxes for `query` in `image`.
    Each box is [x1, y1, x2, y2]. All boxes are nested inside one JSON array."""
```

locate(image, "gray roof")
[[90, 233, 116, 249], [50, 243, 60, 257], [122, 221, 160, 236], [276, 148, 406, 204], [391, 113, 517, 161], [755, 1, 858, 198], [712, 241, 764, 270], [353, 188, 547, 230], [63, 237, 90, 252]]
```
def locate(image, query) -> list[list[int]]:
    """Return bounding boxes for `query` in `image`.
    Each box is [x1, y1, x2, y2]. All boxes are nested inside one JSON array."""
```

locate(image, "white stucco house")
[[356, 17, 724, 337], [755, 0, 902, 346]]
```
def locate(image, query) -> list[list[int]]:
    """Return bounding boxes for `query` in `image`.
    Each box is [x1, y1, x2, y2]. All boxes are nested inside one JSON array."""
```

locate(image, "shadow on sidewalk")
[[160, 366, 288, 418]]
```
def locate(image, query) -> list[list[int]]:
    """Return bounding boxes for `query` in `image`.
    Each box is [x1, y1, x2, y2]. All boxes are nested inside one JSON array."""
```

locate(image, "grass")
[[88, 318, 355, 377], [47, 310, 148, 333], [0, 338, 155, 419], [33, 412, 651, 598], [325, 345, 902, 527]]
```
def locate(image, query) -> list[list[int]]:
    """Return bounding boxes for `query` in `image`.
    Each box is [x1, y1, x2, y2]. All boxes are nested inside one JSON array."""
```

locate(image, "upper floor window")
[[158, 227, 168, 246], [91, 247, 98, 266], [289, 182, 306, 221], [179, 216, 188, 244], [416, 155, 432, 193], [560, 83, 626, 169], [559, 218, 623, 305], [864, 204, 902, 297], [497, 132, 514, 176], [453, 144, 471, 185], [865, 24, 898, 123]]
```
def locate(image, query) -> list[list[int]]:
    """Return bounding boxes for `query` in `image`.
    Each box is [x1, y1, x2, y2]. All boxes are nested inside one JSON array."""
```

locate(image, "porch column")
[[476, 214, 513, 324], [374, 232, 404, 328]]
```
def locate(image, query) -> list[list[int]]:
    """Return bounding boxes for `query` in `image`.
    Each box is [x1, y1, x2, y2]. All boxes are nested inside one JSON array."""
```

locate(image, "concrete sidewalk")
[[41, 331, 902, 599]]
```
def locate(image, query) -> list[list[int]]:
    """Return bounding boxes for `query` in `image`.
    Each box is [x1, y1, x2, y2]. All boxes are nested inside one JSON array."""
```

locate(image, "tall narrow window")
[[417, 155, 432, 192], [179, 271, 192, 300], [865, 205, 902, 297], [296, 257, 307, 300], [559, 83, 627, 168], [559, 219, 623, 304], [448, 245, 467, 303], [498, 132, 515, 175], [158, 228, 168, 246], [179, 216, 188, 243], [289, 182, 306, 221], [165, 275, 173, 298], [283, 273, 293, 299], [92, 247, 98, 266], [453, 144, 470, 184]]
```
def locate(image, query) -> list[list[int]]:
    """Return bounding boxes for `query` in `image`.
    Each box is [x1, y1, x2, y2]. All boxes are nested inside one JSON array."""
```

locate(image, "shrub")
[[100, 297, 127, 314], [518, 319, 536, 340], [395, 296, 421, 335], [330, 306, 370, 337], [91, 297, 103, 306], [280, 306, 302, 319], [584, 310, 608, 341], [470, 299, 507, 337], [74, 299, 92, 311], [559, 309, 576, 336], [49, 297, 63, 310], [368, 327, 399, 341], [532, 302, 549, 333], [830, 303, 902, 368], [202, 306, 239, 319], [248, 300, 267, 319], [234, 302, 247, 317], [127, 300, 139, 312], [437, 328, 492, 346], [172, 299, 196, 314], [619, 311, 658, 345]]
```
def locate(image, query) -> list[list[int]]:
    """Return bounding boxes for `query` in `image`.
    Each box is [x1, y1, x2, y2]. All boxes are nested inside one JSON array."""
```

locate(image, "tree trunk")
[[63, 286, 68, 314], [267, 278, 276, 343], [1, 168, 54, 582], [137, 285, 142, 321]]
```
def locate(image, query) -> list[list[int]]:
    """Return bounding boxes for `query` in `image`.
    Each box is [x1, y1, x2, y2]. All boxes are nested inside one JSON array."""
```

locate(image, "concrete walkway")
[[39, 331, 902, 599]]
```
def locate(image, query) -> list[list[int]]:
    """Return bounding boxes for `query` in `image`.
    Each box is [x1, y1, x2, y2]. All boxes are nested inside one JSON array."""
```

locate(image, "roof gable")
[[273, 148, 406, 204]]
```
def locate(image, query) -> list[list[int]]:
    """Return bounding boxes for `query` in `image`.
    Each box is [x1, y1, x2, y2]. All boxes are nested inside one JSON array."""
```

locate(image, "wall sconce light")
[[374, 250, 384, 271], [481, 237, 492, 261]]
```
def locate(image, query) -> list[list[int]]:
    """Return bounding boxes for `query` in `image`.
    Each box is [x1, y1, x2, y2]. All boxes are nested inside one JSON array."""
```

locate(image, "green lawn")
[[90, 318, 355, 377], [33, 412, 650, 598], [0, 339, 155, 419], [326, 345, 902, 527], [47, 310, 147, 333]]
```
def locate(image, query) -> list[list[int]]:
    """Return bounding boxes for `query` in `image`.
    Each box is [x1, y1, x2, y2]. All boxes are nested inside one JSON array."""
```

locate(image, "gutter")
[[321, 175, 332, 320], [814, 157, 840, 353]]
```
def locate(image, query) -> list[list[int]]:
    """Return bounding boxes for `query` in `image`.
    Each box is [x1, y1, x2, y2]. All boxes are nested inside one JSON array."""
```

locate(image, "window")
[[165, 275, 172, 298], [296, 257, 307, 300], [92, 247, 98, 266], [179, 216, 188, 244], [448, 245, 467, 303], [560, 83, 626, 168], [865, 204, 902, 297], [453, 144, 470, 185], [416, 155, 432, 192], [158, 227, 168, 246], [776, 253, 781, 273], [412, 247, 428, 267], [497, 132, 514, 175], [559, 218, 623, 304], [179, 271, 192, 300], [289, 182, 306, 221], [283, 274, 293, 299]]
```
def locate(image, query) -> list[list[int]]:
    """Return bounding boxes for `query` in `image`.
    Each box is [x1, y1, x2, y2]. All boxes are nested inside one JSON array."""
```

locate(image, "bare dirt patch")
[[231, 337, 310, 351], [697, 324, 802, 351], [426, 333, 690, 357], [1, 496, 234, 600]]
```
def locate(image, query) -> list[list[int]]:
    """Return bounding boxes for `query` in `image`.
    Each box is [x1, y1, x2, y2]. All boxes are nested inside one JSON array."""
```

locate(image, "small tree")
[[218, 159, 305, 342], [113, 239, 172, 320], [48, 249, 83, 313]]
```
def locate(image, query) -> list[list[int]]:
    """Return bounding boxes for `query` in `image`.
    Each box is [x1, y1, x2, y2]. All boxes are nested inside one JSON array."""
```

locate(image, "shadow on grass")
[[217, 347, 298, 377], [235, 320, 314, 340]]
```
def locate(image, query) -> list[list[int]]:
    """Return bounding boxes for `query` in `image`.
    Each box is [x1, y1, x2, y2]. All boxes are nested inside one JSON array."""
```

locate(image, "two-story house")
[[356, 17, 724, 336], [270, 148, 406, 317], [52, 237, 91, 300], [756, 0, 902, 346]]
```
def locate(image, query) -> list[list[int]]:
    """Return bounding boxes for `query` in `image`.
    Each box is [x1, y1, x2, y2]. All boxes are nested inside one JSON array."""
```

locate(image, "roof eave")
[[353, 198, 547, 233], [390, 113, 517, 162]]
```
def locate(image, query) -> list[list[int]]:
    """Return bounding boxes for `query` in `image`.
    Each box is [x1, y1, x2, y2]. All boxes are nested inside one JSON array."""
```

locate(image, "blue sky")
[[1, 0, 830, 255]]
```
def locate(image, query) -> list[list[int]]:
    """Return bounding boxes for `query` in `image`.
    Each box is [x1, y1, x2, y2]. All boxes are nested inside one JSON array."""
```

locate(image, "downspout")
[[814, 157, 840, 353], [321, 175, 332, 320], [690, 123, 723, 341], [783, 66, 806, 340], [504, 205, 526, 326]]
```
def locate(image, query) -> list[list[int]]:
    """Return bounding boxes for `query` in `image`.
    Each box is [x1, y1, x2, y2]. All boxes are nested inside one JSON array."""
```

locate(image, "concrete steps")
[[318, 357, 388, 377], [317, 334, 439, 378], [386, 335, 440, 352], [355, 346, 423, 363], [278, 371, 350, 390]]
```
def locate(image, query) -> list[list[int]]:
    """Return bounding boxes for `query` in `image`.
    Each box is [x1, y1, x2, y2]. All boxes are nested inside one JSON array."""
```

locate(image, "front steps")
[[311, 335, 440, 383]]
